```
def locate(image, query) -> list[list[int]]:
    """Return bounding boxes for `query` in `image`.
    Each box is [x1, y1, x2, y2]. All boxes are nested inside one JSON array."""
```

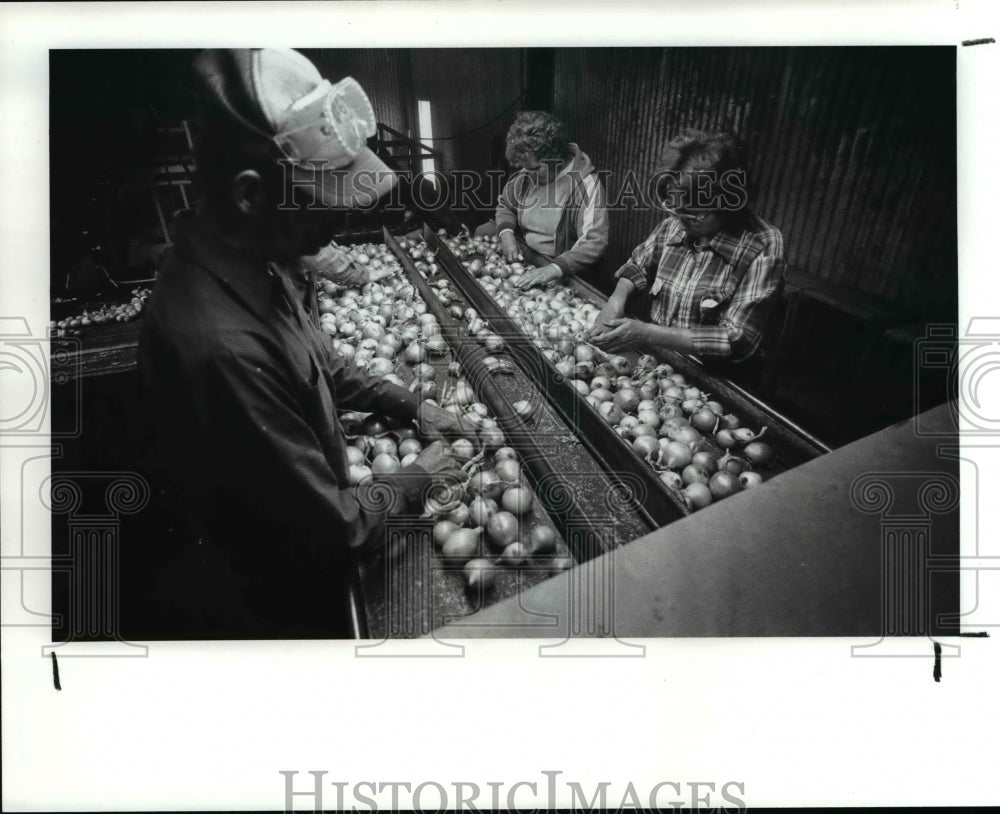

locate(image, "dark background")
[[51, 47, 957, 321]]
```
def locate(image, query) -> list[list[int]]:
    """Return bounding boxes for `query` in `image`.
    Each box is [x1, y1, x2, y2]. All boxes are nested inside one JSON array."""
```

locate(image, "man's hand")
[[513, 263, 562, 290], [367, 264, 394, 283], [417, 401, 466, 441], [410, 439, 462, 475], [589, 318, 649, 353], [499, 231, 521, 262]]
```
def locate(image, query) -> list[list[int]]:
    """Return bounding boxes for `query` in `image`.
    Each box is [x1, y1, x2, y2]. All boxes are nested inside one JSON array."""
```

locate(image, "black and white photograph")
[[46, 44, 960, 640], [3, 1, 999, 811]]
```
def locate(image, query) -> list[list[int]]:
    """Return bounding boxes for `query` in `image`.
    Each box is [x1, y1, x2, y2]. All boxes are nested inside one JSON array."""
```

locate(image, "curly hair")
[[654, 129, 753, 214], [504, 111, 573, 169]]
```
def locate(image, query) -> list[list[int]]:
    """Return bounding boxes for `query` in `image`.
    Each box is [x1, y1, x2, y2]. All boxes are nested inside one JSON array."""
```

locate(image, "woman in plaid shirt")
[[590, 130, 785, 364]]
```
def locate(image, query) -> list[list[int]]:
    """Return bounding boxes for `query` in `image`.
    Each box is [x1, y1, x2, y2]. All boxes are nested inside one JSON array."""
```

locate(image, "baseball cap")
[[192, 49, 397, 208]]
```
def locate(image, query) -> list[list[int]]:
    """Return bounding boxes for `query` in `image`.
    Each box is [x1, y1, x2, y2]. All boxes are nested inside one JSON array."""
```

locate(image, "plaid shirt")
[[614, 212, 785, 361]]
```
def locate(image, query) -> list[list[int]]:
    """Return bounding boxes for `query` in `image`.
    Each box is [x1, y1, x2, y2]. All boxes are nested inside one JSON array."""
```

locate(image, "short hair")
[[504, 111, 572, 169], [654, 129, 753, 214]]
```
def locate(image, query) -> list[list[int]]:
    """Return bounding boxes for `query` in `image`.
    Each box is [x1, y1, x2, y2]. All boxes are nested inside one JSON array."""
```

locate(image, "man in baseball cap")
[[193, 47, 397, 209], [137, 50, 463, 638]]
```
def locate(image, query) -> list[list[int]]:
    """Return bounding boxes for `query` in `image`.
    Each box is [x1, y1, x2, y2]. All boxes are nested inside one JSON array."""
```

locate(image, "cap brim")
[[289, 148, 398, 209]]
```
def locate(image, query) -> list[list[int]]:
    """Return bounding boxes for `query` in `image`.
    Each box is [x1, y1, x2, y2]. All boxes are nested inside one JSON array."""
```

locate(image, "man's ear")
[[232, 170, 263, 216]]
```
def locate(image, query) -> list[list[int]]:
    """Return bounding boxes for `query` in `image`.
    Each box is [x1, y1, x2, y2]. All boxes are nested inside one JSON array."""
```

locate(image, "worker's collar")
[[665, 218, 742, 264], [172, 210, 290, 323]]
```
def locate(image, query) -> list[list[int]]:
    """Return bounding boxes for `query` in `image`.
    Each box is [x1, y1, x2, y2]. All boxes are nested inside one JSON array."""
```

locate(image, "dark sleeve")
[[323, 339, 422, 421], [192, 341, 402, 559]]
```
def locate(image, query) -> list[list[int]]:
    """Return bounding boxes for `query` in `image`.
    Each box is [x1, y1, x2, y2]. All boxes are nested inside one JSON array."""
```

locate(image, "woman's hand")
[[589, 318, 649, 353], [499, 231, 521, 262], [513, 264, 562, 290], [587, 300, 625, 339]]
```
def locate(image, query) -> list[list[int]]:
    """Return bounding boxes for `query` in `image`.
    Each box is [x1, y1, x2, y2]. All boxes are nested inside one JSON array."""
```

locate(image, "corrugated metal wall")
[[409, 49, 524, 177], [553, 47, 956, 317], [300, 48, 410, 133], [303, 48, 523, 214]]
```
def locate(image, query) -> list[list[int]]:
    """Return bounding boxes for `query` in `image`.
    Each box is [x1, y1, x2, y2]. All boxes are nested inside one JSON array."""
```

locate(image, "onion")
[[709, 470, 741, 499], [362, 416, 389, 436], [468, 470, 504, 501], [598, 402, 624, 425], [447, 503, 470, 526], [660, 440, 692, 470], [684, 482, 713, 509], [371, 453, 400, 475], [450, 438, 475, 461], [717, 453, 748, 475], [424, 335, 448, 355], [555, 359, 575, 378], [450, 381, 476, 407], [494, 458, 521, 485], [512, 400, 534, 419], [479, 425, 506, 451], [398, 438, 422, 457], [403, 342, 426, 364], [367, 357, 394, 377], [500, 485, 534, 516], [468, 496, 498, 528], [633, 435, 658, 458], [739, 471, 764, 489], [340, 412, 363, 435], [690, 408, 719, 433], [608, 355, 631, 374], [529, 525, 557, 555], [433, 520, 459, 548], [494, 446, 517, 462], [659, 471, 683, 489], [744, 441, 775, 467], [674, 427, 703, 447], [500, 541, 529, 566], [486, 510, 520, 548], [613, 389, 640, 413], [372, 437, 398, 457], [345, 446, 366, 466], [719, 414, 741, 430], [681, 465, 711, 486], [442, 528, 482, 561], [464, 558, 497, 591], [348, 464, 373, 485], [637, 410, 661, 429], [681, 398, 704, 415], [716, 429, 738, 449], [691, 450, 719, 473]]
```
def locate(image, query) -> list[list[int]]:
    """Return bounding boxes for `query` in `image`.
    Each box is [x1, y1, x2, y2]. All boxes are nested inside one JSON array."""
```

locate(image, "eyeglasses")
[[661, 206, 714, 224]]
